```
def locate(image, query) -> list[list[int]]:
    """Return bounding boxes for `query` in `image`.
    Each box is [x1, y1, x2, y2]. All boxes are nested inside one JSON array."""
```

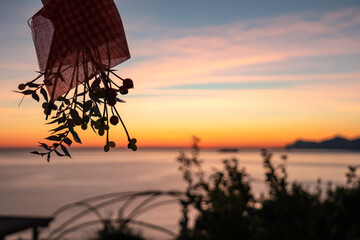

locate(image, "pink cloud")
[[121, 7, 360, 90]]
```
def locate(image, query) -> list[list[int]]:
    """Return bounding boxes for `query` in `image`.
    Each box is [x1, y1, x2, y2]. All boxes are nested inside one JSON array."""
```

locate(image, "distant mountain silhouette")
[[286, 136, 360, 151]]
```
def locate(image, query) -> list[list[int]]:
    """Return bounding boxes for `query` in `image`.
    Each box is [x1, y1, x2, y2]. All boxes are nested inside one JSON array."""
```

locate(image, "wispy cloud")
[[119, 7, 360, 93], [158, 81, 299, 90]]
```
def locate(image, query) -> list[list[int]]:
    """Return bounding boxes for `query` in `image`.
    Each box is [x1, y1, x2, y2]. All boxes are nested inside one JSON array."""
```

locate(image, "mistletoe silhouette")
[[16, 0, 137, 161]]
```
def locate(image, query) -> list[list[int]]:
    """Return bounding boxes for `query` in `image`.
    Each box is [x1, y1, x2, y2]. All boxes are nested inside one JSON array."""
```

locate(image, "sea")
[[0, 148, 359, 240]]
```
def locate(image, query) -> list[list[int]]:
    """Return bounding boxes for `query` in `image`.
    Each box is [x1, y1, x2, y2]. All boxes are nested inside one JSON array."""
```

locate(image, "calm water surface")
[[0, 148, 359, 239]]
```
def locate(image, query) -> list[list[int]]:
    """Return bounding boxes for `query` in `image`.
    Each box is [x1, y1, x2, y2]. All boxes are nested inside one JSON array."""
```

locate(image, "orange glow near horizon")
[[1, 98, 359, 149]]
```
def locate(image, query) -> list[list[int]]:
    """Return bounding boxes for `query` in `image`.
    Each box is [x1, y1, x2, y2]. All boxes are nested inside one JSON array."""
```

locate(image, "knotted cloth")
[[29, 0, 130, 100]]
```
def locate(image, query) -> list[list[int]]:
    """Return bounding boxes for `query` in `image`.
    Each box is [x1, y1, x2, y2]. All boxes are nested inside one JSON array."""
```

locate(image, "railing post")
[[32, 227, 39, 240]]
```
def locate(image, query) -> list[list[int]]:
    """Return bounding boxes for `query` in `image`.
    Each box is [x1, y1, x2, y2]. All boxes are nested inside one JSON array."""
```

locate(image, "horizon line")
[[0, 146, 285, 150]]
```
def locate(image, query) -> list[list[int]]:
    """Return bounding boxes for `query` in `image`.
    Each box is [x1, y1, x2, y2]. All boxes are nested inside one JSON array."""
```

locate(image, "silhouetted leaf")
[[66, 119, 75, 128], [60, 144, 71, 158], [31, 93, 40, 102], [116, 98, 126, 103], [45, 135, 62, 141], [90, 121, 97, 134], [39, 142, 50, 150], [59, 102, 64, 111], [70, 129, 82, 144], [76, 101, 84, 108], [30, 151, 41, 155], [59, 114, 67, 123], [63, 137, 72, 147], [27, 82, 39, 88], [50, 124, 67, 133], [46, 118, 61, 125], [70, 109, 81, 121], [93, 105, 101, 116], [90, 106, 101, 117], [18, 90, 34, 95], [56, 132, 65, 137], [91, 77, 101, 89], [47, 153, 50, 162], [40, 88, 48, 102], [54, 149, 65, 157]]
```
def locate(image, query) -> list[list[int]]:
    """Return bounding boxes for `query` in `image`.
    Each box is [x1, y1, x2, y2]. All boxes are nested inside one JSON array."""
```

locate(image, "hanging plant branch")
[[21, 0, 135, 161], [16, 70, 137, 162]]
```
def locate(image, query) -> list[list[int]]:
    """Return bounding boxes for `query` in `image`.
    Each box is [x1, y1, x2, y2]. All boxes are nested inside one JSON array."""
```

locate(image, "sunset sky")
[[0, 0, 359, 148]]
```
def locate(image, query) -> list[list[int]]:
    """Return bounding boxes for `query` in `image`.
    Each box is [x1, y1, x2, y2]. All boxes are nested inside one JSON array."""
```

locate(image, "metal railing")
[[42, 190, 190, 240]]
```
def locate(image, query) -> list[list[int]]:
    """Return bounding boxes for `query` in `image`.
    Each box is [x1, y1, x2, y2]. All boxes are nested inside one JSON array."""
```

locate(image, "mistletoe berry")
[[123, 78, 134, 89], [18, 84, 25, 90], [110, 115, 119, 125]]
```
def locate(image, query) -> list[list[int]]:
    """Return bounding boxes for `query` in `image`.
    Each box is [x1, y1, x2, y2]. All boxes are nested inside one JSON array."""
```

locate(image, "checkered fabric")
[[30, 0, 130, 100]]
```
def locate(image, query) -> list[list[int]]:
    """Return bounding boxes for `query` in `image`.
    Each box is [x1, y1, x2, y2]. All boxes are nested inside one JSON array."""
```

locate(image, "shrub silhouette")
[[177, 139, 360, 240], [93, 222, 145, 240]]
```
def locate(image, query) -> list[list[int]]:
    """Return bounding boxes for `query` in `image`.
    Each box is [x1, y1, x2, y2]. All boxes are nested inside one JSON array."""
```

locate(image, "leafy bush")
[[177, 139, 360, 240], [92, 220, 145, 240]]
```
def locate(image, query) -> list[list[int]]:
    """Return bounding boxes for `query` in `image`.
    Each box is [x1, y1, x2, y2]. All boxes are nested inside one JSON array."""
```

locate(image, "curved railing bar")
[[118, 191, 185, 220], [125, 192, 186, 220], [64, 191, 138, 204], [128, 199, 180, 220], [51, 220, 103, 240], [47, 201, 104, 239], [123, 191, 187, 221], [47, 195, 135, 239], [128, 219, 178, 238], [118, 193, 143, 219], [124, 193, 162, 220], [46, 190, 187, 240], [51, 191, 137, 216]]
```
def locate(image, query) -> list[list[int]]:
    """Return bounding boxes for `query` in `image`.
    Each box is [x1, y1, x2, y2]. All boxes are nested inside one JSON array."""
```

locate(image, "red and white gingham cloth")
[[30, 0, 130, 100]]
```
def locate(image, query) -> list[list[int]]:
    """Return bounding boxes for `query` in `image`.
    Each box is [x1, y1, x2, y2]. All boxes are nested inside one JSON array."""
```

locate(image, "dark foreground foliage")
[[93, 221, 145, 240], [16, 71, 137, 162], [93, 138, 360, 240], [176, 138, 360, 240]]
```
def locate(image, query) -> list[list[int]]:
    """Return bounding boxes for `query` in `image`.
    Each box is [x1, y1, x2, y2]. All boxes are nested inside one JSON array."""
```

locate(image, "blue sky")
[[117, 0, 360, 25]]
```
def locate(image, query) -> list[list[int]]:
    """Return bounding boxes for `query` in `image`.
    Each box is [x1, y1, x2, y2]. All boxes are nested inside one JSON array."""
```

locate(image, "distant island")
[[286, 136, 360, 151], [217, 148, 239, 153]]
